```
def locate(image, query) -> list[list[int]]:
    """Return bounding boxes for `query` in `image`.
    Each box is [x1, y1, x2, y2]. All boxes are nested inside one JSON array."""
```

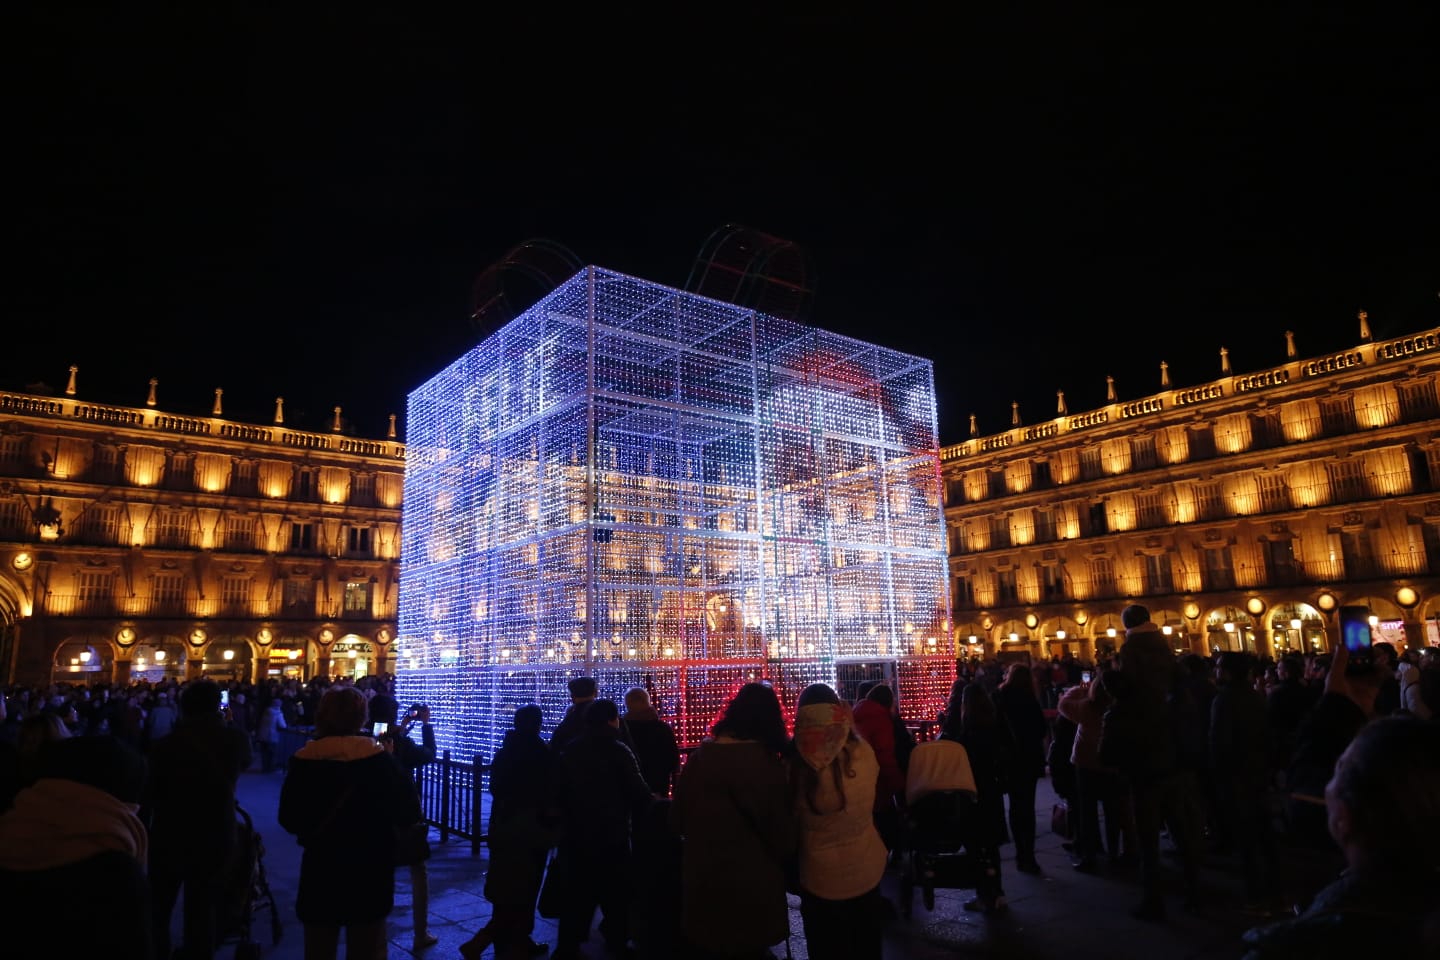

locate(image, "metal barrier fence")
[[274, 726, 490, 857]]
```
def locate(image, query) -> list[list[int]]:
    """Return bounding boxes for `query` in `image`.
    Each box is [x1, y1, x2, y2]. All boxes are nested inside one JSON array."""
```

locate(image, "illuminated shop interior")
[[397, 267, 953, 760]]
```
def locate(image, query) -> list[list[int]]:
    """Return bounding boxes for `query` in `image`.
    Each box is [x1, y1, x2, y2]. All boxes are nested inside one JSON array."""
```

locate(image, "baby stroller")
[[896, 737, 996, 918], [219, 802, 283, 958]]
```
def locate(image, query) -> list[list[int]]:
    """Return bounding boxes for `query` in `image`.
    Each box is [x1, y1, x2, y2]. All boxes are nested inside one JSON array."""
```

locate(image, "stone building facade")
[[942, 324, 1440, 662], [0, 374, 404, 685]]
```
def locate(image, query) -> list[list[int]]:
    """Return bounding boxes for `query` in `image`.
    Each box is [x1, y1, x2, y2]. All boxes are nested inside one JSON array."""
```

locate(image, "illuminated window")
[[343, 580, 372, 617]]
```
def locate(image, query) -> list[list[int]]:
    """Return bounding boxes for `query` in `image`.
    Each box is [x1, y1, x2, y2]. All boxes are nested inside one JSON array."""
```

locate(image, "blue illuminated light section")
[[396, 266, 953, 762]]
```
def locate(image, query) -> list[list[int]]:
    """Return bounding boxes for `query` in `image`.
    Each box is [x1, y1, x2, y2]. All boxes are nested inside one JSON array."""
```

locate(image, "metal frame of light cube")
[[396, 266, 953, 762]]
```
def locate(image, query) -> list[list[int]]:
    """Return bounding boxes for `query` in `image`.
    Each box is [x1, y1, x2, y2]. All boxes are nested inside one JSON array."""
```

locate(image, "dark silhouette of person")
[[463, 703, 557, 960], [550, 676, 598, 753], [145, 680, 254, 960], [0, 735, 151, 960], [620, 687, 681, 797], [551, 698, 653, 959]]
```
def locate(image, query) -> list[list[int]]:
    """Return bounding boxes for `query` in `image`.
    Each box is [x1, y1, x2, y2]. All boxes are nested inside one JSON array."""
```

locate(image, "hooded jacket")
[[278, 734, 421, 923]]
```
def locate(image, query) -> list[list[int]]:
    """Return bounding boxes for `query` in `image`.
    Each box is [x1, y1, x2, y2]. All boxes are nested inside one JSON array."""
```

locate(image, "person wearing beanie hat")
[[550, 676, 599, 754], [789, 683, 888, 959]]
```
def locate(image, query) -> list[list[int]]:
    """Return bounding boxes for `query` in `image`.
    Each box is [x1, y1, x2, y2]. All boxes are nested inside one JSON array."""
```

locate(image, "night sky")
[[9, 7, 1437, 445]]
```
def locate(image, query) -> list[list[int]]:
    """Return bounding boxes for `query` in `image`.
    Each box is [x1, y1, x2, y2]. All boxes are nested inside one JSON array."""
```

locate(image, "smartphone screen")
[[373, 721, 389, 737], [220, 690, 229, 708], [1338, 605, 1374, 655], [1082, 671, 1092, 684]]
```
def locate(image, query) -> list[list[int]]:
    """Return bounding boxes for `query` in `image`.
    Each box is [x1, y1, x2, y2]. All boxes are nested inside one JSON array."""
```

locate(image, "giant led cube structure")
[[396, 267, 953, 761]]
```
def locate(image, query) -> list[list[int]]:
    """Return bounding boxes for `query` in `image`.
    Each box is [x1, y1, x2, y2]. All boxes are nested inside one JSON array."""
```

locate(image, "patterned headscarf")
[[793, 701, 854, 771]]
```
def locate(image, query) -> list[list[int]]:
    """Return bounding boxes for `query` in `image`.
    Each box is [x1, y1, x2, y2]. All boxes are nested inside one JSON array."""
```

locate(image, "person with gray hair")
[[1242, 715, 1440, 958], [621, 687, 680, 797]]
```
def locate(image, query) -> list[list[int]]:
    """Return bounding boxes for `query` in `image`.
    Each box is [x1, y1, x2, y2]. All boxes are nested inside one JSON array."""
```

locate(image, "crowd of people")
[[1, 612, 1437, 959]]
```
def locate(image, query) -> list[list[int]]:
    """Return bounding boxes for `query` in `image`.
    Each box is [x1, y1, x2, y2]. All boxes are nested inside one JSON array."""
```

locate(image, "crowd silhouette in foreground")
[[1, 606, 1438, 959]]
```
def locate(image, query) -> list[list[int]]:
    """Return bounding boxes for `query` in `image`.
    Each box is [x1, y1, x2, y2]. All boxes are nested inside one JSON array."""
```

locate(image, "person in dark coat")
[[0, 735, 151, 960], [672, 682, 795, 960], [551, 698, 654, 960], [620, 687, 681, 797], [279, 685, 421, 960], [950, 682, 1011, 914], [1242, 716, 1440, 959], [1266, 654, 1318, 775], [145, 679, 253, 960], [462, 703, 557, 960], [375, 699, 439, 952], [549, 676, 597, 754], [995, 663, 1047, 874], [1210, 652, 1278, 909]]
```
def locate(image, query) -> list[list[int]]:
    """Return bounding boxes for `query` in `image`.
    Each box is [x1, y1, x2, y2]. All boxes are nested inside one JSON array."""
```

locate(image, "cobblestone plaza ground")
[[231, 763, 1268, 960]]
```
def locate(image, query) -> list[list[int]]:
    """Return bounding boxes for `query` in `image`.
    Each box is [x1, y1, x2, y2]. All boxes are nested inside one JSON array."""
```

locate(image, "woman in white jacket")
[[788, 683, 889, 960]]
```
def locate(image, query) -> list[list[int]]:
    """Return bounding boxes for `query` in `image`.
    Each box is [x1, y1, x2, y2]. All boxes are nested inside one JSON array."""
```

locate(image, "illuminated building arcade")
[[396, 266, 953, 760]]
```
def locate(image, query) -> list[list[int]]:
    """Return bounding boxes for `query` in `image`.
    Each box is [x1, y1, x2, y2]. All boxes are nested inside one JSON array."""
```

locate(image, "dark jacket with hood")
[[278, 735, 421, 923], [555, 726, 653, 858]]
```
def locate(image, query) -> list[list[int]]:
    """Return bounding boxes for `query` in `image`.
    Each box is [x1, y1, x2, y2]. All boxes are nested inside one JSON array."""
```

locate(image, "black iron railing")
[[274, 726, 490, 856]]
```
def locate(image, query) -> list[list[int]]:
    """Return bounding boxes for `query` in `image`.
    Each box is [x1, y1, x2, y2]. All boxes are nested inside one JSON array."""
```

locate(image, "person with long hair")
[[1058, 670, 1136, 871], [671, 682, 795, 960], [279, 685, 421, 960], [995, 664, 1047, 874], [945, 682, 1011, 913], [788, 683, 888, 959]]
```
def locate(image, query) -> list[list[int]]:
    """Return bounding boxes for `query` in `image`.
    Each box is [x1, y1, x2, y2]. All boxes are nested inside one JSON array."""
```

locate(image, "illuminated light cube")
[[397, 266, 952, 762]]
